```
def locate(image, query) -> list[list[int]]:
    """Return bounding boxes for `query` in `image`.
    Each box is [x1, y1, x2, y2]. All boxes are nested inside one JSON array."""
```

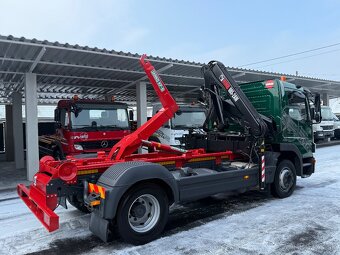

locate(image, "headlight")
[[313, 125, 323, 132], [74, 144, 83, 150]]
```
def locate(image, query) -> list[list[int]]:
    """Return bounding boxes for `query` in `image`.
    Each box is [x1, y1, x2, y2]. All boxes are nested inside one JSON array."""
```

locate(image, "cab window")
[[286, 91, 310, 122]]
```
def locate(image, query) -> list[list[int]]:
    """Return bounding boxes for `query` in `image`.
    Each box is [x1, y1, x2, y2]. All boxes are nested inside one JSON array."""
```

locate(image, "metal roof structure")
[[0, 34, 339, 105]]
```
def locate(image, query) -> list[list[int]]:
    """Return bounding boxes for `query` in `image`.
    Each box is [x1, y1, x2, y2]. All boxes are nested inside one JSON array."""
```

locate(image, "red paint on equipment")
[[221, 78, 231, 90], [17, 55, 238, 232], [265, 80, 274, 89]]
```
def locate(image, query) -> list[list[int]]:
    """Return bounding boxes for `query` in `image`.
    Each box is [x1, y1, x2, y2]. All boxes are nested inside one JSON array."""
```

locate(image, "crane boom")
[[202, 61, 268, 138]]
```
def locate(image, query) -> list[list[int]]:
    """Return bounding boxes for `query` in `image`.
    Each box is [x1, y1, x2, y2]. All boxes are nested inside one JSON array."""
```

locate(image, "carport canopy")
[[0, 34, 339, 180]]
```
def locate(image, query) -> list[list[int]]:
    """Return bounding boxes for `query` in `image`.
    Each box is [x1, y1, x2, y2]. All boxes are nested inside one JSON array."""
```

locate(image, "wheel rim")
[[279, 167, 294, 192], [128, 194, 160, 233]]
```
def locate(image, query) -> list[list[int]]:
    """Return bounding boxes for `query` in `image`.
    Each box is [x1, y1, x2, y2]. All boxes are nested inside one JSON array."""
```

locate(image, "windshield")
[[332, 113, 339, 121], [321, 107, 334, 121], [70, 105, 129, 131], [172, 111, 206, 129]]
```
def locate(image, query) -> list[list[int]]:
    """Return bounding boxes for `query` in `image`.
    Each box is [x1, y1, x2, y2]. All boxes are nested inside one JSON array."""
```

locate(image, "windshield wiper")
[[173, 124, 189, 128], [72, 125, 98, 131], [99, 125, 126, 130]]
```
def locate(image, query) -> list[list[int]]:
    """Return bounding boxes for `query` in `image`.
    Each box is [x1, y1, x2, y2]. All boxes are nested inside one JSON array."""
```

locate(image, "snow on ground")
[[0, 145, 340, 255]]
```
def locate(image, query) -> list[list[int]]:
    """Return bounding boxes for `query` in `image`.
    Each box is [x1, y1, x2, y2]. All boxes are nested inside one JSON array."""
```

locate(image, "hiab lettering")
[[219, 75, 239, 102]]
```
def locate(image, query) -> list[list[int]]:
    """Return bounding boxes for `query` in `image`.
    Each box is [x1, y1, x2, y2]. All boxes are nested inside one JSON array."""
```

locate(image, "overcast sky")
[[0, 0, 339, 80]]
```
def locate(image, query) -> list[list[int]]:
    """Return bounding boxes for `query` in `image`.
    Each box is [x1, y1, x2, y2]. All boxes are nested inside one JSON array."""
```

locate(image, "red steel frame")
[[17, 55, 236, 232]]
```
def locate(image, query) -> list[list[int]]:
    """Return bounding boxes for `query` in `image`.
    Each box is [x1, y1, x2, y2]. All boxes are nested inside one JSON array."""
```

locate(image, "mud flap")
[[89, 211, 112, 242]]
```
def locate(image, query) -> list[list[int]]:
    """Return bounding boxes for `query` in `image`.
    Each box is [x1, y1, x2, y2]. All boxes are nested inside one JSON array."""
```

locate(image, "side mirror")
[[314, 93, 321, 113], [176, 110, 182, 116], [314, 112, 321, 123], [54, 122, 62, 129], [128, 110, 134, 121], [314, 93, 322, 123], [54, 108, 60, 122], [310, 107, 315, 120]]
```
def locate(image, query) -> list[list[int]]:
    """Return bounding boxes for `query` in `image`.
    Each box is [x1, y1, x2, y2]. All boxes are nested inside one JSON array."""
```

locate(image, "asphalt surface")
[[0, 145, 340, 255]]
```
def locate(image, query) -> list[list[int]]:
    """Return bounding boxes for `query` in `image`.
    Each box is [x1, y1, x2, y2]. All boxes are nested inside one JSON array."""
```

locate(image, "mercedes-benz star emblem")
[[101, 140, 109, 148]]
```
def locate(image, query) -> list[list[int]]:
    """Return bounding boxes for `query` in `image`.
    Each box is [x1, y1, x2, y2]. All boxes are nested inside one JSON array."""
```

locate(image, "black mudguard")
[[95, 161, 179, 220], [264, 151, 280, 184]]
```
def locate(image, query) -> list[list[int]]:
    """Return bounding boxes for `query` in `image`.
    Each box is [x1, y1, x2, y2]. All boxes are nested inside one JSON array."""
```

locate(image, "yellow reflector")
[[90, 200, 100, 206], [243, 175, 250, 180]]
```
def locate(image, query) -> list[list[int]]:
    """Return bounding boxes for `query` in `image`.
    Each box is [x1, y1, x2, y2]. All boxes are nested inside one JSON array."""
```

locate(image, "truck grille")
[[79, 140, 118, 150], [322, 125, 333, 130]]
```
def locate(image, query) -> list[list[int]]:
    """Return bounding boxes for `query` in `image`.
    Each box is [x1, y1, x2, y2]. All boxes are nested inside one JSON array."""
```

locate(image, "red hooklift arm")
[[108, 54, 179, 160], [16, 55, 179, 233]]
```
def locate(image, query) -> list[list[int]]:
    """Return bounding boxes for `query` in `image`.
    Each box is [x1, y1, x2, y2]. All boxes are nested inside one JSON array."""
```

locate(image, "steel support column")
[[136, 81, 147, 153], [25, 73, 39, 181], [12, 92, 24, 169], [322, 93, 329, 106], [5, 105, 14, 161]]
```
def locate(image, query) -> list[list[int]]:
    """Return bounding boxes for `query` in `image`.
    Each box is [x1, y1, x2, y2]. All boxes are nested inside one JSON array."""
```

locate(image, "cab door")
[[282, 91, 313, 157]]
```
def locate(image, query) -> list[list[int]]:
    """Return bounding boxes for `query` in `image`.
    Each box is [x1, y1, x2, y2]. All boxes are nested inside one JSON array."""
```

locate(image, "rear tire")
[[271, 160, 296, 198], [116, 183, 169, 245]]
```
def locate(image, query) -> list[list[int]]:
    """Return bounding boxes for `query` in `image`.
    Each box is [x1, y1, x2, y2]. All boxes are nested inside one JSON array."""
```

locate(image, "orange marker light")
[[280, 76, 287, 81]]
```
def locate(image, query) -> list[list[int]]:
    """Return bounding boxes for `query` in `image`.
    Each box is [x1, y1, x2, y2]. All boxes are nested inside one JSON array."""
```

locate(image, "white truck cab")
[[332, 113, 340, 139], [150, 103, 206, 147], [313, 106, 335, 141]]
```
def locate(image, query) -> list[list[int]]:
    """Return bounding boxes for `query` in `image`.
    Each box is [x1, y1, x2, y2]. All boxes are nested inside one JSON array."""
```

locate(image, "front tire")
[[271, 160, 296, 198], [116, 183, 169, 245]]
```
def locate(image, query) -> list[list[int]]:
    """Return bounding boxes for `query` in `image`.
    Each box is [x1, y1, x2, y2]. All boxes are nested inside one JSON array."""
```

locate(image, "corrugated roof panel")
[[0, 34, 340, 104]]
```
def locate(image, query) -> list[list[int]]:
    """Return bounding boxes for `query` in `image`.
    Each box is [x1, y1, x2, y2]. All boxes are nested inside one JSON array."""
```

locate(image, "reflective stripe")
[[78, 169, 98, 175], [261, 155, 265, 182], [88, 183, 106, 199], [90, 200, 100, 206]]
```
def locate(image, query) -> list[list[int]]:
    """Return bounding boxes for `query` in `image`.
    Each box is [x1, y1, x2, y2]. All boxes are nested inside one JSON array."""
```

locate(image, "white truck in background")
[[332, 113, 340, 139], [313, 106, 335, 142], [149, 103, 206, 147]]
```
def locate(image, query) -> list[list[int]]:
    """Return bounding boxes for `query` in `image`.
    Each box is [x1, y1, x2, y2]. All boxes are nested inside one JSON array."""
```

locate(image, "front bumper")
[[314, 131, 324, 139], [323, 130, 334, 138]]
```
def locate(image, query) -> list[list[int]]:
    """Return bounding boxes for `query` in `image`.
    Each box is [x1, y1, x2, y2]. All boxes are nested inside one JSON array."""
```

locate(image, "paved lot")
[[0, 145, 340, 255]]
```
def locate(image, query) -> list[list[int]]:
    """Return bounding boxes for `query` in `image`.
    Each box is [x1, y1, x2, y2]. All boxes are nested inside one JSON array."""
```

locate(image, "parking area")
[[1, 144, 339, 255]]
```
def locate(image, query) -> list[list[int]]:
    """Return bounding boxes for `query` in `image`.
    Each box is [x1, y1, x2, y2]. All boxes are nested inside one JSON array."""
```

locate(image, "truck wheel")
[[67, 195, 91, 213], [116, 183, 169, 245], [271, 160, 296, 198]]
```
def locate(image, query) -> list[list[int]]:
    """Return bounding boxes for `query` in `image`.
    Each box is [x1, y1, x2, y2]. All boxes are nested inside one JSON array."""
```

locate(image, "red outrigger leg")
[[17, 184, 59, 232]]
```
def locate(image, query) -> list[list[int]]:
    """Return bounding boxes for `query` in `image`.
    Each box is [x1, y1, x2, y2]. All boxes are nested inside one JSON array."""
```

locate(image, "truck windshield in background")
[[321, 107, 334, 121], [69, 105, 129, 131], [172, 110, 206, 129]]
